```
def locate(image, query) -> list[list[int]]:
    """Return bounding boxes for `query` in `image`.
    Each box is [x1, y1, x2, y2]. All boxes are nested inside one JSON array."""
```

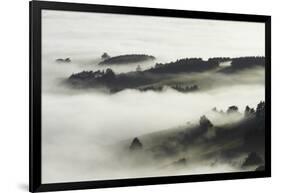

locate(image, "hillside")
[[126, 102, 265, 171]]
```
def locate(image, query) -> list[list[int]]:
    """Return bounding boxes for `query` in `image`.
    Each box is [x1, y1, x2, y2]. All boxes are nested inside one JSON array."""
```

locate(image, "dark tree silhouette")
[[105, 68, 115, 76], [199, 115, 213, 128], [102, 68, 115, 80], [256, 101, 265, 118], [147, 58, 219, 74], [208, 57, 231, 63], [101, 52, 110, 60], [56, 58, 71, 63], [130, 137, 143, 151], [227, 106, 238, 114], [244, 105, 255, 117], [171, 84, 199, 93]]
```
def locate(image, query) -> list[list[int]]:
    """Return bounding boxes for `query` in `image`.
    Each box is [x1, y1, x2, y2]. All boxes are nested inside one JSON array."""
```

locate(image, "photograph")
[[41, 9, 266, 184]]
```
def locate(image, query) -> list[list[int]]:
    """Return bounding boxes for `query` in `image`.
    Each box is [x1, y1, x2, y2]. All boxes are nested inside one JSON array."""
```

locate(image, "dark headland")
[[99, 53, 156, 65]]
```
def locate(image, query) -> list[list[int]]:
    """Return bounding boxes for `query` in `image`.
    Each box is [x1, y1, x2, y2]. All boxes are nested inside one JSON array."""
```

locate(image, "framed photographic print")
[[30, 1, 271, 192]]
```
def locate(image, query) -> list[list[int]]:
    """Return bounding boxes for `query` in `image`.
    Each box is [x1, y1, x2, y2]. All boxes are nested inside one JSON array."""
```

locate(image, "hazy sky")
[[42, 10, 265, 61]]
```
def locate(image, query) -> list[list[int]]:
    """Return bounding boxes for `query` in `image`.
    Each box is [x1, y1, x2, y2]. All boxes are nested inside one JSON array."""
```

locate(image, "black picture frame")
[[29, 1, 271, 192]]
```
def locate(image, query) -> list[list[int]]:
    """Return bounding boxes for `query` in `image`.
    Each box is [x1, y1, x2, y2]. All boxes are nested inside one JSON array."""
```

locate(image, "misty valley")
[[42, 53, 266, 182], [41, 10, 266, 183]]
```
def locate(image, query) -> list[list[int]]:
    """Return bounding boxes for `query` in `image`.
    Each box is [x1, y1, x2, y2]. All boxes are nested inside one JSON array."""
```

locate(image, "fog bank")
[[42, 84, 264, 183]]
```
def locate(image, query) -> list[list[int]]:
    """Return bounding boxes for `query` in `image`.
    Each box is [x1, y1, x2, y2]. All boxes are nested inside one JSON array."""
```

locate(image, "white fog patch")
[[219, 61, 232, 67]]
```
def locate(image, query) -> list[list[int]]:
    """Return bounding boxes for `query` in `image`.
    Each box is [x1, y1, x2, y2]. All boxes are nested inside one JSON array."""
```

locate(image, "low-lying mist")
[[42, 82, 264, 183], [41, 53, 265, 184], [41, 9, 265, 183]]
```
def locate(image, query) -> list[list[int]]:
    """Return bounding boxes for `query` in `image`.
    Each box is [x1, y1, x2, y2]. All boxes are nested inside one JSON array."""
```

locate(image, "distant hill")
[[128, 101, 265, 170], [67, 56, 264, 93], [99, 54, 156, 65], [68, 57, 220, 92]]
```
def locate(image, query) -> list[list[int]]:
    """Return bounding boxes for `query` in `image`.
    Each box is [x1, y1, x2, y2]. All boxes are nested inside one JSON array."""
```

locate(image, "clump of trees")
[[199, 115, 213, 128], [227, 106, 239, 114], [244, 105, 255, 117], [244, 101, 265, 119], [231, 56, 265, 69], [56, 57, 71, 63], [211, 101, 265, 120], [139, 86, 163, 92], [256, 101, 265, 118], [171, 84, 199, 92], [101, 52, 110, 60], [130, 137, 143, 151], [208, 57, 231, 63], [70, 68, 115, 80], [150, 58, 219, 74], [104, 68, 115, 79]]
